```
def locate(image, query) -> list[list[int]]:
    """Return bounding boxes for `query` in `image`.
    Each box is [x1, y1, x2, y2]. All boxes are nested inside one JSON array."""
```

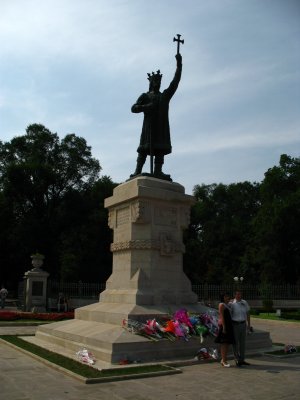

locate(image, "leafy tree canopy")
[[0, 124, 111, 288], [184, 154, 300, 284], [0, 124, 101, 211]]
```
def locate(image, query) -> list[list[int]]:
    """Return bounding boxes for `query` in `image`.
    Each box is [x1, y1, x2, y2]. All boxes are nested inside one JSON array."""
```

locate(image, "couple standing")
[[215, 290, 251, 367]]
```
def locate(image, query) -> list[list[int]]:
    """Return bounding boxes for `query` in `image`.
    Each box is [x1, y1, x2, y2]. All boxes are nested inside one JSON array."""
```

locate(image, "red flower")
[[0, 311, 74, 321]]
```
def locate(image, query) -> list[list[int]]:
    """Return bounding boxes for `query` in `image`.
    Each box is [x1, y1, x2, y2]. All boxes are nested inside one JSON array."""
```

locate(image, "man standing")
[[57, 292, 68, 312], [231, 290, 251, 366], [130, 52, 182, 181], [0, 285, 8, 309]]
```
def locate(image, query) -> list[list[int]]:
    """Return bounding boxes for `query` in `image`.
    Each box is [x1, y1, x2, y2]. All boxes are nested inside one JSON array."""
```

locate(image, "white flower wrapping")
[[76, 348, 96, 365]]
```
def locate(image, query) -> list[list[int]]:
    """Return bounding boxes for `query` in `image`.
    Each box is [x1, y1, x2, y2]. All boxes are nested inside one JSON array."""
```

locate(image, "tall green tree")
[[0, 124, 103, 287], [58, 176, 116, 282], [245, 154, 300, 283], [184, 181, 260, 284]]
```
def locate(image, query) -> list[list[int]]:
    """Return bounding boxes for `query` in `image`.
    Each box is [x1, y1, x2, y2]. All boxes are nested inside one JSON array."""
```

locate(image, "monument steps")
[[74, 301, 209, 325], [31, 318, 272, 365], [32, 301, 272, 365]]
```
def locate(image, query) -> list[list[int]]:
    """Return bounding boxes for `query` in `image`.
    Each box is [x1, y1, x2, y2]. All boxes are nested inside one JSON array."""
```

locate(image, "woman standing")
[[215, 293, 235, 367]]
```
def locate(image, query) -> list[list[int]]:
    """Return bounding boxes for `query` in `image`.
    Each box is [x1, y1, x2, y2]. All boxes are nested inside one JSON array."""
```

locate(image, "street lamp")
[[233, 276, 244, 283]]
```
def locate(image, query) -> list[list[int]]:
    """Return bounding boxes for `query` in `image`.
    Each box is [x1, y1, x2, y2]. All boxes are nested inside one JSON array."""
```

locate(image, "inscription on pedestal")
[[116, 207, 130, 227], [154, 206, 177, 226]]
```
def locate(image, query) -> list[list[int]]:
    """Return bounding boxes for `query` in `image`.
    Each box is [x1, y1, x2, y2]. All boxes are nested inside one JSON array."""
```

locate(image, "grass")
[[0, 335, 179, 381], [251, 313, 300, 322]]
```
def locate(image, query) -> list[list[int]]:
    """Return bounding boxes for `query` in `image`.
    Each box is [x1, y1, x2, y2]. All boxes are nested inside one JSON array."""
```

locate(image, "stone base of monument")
[[32, 177, 272, 366], [32, 302, 272, 366], [34, 303, 209, 364]]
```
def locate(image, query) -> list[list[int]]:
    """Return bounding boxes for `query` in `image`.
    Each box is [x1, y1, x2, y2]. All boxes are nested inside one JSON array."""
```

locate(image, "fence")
[[15, 280, 299, 311], [192, 284, 300, 301], [46, 281, 300, 301], [47, 280, 104, 299]]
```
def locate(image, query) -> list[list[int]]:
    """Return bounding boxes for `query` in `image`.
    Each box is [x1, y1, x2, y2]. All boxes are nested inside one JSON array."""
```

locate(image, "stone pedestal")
[[33, 177, 272, 365], [24, 260, 49, 312], [100, 177, 198, 306]]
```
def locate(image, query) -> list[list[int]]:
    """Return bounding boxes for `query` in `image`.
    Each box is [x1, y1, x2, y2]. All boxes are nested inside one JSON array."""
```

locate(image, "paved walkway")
[[0, 318, 299, 400], [0, 338, 299, 400], [251, 317, 300, 346]]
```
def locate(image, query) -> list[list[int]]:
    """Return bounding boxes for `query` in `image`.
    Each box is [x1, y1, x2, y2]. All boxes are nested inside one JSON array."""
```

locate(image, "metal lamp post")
[[233, 276, 244, 284]]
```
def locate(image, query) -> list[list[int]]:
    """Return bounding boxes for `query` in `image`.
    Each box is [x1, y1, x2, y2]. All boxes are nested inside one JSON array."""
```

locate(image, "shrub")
[[262, 298, 273, 313], [0, 311, 74, 321], [0, 311, 19, 321], [280, 311, 300, 321]]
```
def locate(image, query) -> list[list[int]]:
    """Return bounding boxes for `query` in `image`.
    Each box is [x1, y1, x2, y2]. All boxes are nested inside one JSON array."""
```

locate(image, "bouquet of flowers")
[[284, 344, 297, 354], [199, 310, 219, 337], [195, 347, 219, 361], [122, 318, 162, 341], [76, 348, 96, 365], [122, 308, 220, 343]]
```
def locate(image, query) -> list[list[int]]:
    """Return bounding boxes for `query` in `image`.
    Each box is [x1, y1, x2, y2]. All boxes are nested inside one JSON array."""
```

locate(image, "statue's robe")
[[132, 64, 182, 156]]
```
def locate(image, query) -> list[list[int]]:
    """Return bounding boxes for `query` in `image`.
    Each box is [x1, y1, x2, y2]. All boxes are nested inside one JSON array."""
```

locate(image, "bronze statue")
[[130, 35, 184, 181]]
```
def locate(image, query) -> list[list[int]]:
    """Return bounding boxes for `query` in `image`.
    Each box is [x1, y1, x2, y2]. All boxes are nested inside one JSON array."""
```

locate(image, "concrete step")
[[32, 318, 272, 365]]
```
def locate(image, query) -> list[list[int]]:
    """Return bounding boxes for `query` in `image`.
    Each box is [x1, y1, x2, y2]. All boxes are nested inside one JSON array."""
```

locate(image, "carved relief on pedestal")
[[159, 232, 184, 256], [111, 239, 160, 252], [180, 206, 191, 229], [154, 206, 177, 226], [108, 209, 116, 229], [131, 200, 150, 223], [159, 232, 175, 256], [110, 233, 184, 255]]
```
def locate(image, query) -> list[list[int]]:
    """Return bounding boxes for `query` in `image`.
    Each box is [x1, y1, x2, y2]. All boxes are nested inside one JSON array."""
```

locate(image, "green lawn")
[[0, 335, 180, 381], [252, 313, 300, 322]]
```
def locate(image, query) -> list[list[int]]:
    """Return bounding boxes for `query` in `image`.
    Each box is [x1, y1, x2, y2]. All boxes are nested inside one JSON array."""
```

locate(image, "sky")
[[0, 0, 299, 194]]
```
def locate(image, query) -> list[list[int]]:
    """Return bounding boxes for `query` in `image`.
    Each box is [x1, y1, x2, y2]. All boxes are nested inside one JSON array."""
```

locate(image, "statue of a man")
[[130, 53, 182, 181]]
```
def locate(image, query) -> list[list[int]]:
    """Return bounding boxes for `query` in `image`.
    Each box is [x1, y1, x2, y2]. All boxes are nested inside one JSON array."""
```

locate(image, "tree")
[[57, 176, 116, 282], [0, 124, 103, 286], [185, 154, 300, 285], [246, 154, 300, 283], [0, 124, 101, 206], [184, 181, 260, 284]]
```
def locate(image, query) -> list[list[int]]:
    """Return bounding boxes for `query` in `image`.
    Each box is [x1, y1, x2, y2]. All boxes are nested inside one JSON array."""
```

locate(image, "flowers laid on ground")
[[195, 347, 219, 360], [284, 344, 297, 354], [122, 308, 219, 343], [76, 348, 96, 365], [0, 310, 74, 321]]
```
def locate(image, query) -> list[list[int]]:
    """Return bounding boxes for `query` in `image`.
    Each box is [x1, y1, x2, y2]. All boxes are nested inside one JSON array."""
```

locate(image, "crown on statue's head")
[[147, 70, 163, 83]]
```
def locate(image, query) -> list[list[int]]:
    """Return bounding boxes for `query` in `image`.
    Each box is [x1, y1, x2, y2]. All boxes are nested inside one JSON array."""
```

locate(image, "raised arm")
[[164, 53, 182, 99]]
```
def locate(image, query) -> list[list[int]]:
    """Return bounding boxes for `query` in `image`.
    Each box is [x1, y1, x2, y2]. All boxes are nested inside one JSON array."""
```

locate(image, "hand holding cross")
[[173, 34, 184, 54]]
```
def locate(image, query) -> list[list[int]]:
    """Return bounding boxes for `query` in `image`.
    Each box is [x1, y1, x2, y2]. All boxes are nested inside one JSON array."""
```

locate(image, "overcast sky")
[[1, 0, 299, 194]]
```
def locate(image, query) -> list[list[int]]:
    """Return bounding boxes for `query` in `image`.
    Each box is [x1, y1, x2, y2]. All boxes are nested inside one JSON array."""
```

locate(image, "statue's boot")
[[154, 159, 172, 181], [130, 153, 146, 178]]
